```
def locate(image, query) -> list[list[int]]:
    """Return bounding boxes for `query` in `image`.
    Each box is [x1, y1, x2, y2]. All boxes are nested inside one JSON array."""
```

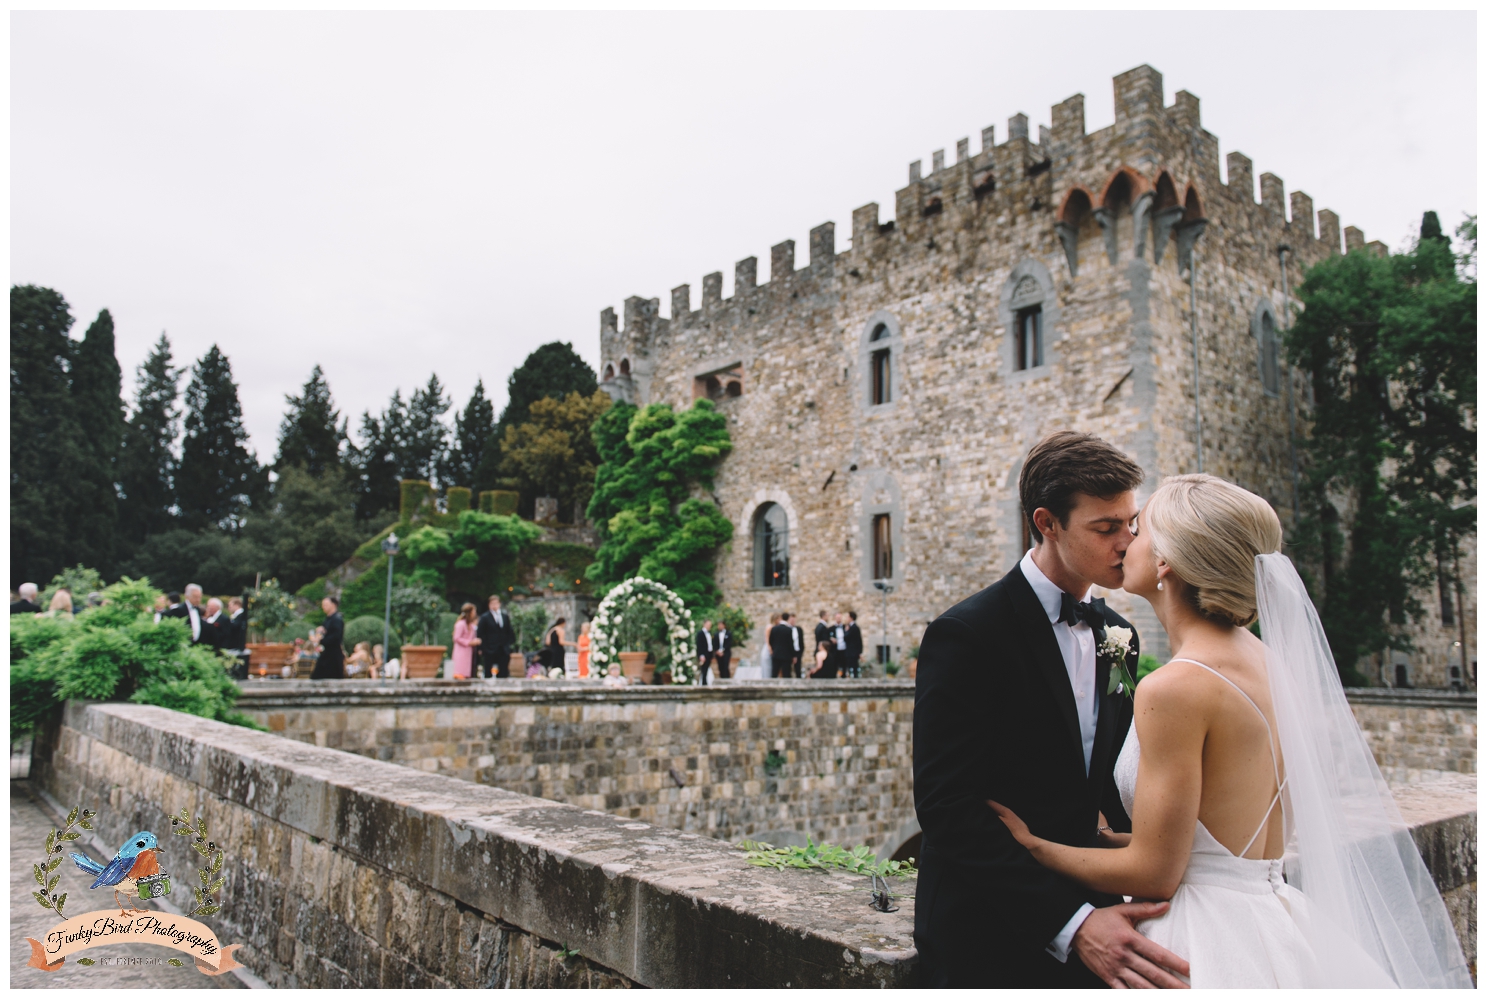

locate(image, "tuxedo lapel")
[[1088, 656, 1117, 793], [1005, 566, 1084, 775]]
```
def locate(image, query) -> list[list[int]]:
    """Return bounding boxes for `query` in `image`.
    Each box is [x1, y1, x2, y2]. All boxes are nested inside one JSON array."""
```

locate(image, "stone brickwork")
[[1348, 688, 1477, 784], [235, 679, 1472, 864], [236, 678, 918, 857], [594, 63, 1474, 673], [33, 702, 918, 988]]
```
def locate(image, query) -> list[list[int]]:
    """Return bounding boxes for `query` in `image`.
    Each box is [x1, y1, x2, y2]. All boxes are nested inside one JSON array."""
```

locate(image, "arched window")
[[619, 358, 631, 376], [1010, 275, 1044, 371], [603, 363, 615, 381], [753, 503, 790, 588], [870, 324, 892, 404], [1259, 311, 1281, 396]]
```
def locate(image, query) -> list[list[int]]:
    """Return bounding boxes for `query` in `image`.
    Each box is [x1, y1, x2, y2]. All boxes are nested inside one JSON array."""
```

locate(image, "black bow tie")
[[1058, 593, 1107, 633]]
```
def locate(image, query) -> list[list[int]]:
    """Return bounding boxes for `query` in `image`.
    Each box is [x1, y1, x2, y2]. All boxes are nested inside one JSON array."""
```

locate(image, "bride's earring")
[[1157, 580, 1164, 591]]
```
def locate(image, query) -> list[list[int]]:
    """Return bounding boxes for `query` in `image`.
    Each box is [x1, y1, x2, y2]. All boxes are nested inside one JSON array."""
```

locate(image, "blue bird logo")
[[70, 831, 162, 915]]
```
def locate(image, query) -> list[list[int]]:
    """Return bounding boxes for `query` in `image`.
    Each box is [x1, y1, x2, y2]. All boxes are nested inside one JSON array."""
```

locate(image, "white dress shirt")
[[1019, 548, 1101, 963], [186, 602, 201, 641]]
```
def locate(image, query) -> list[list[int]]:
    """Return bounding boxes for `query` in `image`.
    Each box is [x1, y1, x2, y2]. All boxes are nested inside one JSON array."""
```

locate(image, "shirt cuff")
[[1045, 903, 1095, 963]]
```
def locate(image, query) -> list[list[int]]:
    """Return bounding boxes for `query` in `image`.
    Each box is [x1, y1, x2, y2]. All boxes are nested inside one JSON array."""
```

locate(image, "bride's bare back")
[[1136, 627, 1284, 860]]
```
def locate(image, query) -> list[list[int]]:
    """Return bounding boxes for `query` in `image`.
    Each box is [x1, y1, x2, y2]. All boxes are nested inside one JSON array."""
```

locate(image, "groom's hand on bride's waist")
[[1071, 903, 1190, 989]]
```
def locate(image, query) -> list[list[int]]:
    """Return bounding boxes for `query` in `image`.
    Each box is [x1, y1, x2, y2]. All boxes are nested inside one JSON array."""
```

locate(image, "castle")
[[595, 64, 1472, 683]]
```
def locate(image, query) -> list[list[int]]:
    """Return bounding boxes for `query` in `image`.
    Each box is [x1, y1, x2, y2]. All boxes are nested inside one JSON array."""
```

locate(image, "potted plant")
[[391, 579, 448, 678], [246, 579, 298, 674]]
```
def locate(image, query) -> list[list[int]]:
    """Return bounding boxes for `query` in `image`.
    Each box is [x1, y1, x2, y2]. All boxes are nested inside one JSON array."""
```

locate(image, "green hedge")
[[480, 490, 519, 516]]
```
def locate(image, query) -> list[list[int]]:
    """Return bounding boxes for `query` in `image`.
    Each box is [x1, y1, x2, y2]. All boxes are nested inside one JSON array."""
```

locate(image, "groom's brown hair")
[[1020, 431, 1144, 542]]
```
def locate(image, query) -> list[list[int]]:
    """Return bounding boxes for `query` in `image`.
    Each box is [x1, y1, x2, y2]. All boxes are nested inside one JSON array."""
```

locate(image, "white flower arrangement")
[[588, 577, 698, 685], [1099, 625, 1137, 698]]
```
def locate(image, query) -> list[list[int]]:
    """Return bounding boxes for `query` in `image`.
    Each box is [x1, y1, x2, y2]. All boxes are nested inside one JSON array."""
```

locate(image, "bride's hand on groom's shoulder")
[[987, 800, 1041, 852]]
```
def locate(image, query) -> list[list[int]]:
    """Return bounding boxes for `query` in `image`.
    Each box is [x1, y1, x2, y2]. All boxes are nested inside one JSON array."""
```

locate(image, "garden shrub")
[[344, 614, 401, 659]]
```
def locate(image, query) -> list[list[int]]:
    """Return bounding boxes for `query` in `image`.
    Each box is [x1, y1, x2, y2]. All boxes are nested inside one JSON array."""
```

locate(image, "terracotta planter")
[[508, 652, 526, 677], [402, 645, 448, 678], [907, 657, 918, 679], [247, 643, 294, 667], [617, 651, 649, 683]]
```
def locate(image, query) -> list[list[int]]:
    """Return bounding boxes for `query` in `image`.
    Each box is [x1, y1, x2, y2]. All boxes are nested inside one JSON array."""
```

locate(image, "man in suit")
[[477, 595, 516, 678], [787, 614, 805, 678], [767, 613, 795, 679], [913, 431, 1187, 988], [311, 596, 346, 679], [811, 611, 833, 678], [695, 619, 715, 685], [164, 584, 204, 643], [842, 611, 864, 678], [224, 596, 250, 679], [201, 598, 226, 650], [714, 622, 732, 679], [11, 582, 41, 614]]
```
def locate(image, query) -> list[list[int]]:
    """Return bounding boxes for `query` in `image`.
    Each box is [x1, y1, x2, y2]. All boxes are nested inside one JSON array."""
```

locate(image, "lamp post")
[[873, 579, 894, 672], [381, 533, 399, 677]]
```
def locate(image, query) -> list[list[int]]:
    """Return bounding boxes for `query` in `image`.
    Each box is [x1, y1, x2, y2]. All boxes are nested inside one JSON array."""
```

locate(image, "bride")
[[990, 474, 1471, 988]]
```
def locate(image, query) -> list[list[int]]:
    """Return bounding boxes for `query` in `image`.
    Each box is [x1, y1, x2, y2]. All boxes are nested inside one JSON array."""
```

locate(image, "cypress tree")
[[403, 373, 450, 485], [10, 285, 84, 585], [69, 309, 125, 571], [440, 378, 496, 491], [496, 342, 597, 440], [119, 334, 182, 545], [176, 345, 267, 531], [276, 365, 346, 476]]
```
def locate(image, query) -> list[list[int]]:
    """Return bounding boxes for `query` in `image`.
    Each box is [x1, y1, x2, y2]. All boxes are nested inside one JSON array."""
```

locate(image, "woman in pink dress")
[[451, 603, 480, 679]]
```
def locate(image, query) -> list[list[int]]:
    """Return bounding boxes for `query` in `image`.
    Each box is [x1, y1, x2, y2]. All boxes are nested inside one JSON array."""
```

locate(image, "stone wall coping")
[[57, 701, 918, 988], [1343, 687, 1478, 710], [232, 676, 918, 710]]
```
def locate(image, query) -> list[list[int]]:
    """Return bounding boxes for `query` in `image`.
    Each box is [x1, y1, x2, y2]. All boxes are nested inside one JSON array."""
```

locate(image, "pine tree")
[[176, 345, 267, 532], [403, 373, 450, 485], [348, 393, 407, 521], [496, 342, 597, 440], [440, 379, 496, 491], [119, 334, 182, 545], [276, 365, 346, 476], [69, 309, 126, 571], [10, 285, 85, 585]]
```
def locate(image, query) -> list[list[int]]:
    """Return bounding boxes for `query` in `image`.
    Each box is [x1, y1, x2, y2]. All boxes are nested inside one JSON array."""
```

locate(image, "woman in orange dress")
[[576, 621, 592, 677]]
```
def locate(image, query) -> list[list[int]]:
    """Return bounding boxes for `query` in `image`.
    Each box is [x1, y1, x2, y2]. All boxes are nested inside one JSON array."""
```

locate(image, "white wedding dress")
[[1112, 658, 1395, 988]]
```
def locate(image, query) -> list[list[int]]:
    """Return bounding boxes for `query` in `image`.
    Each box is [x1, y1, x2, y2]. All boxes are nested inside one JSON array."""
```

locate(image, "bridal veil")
[[1255, 552, 1472, 988]]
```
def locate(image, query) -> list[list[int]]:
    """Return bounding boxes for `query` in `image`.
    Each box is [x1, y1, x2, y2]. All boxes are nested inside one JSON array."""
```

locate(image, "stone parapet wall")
[[1346, 688, 1477, 782], [34, 702, 918, 988], [236, 677, 918, 857]]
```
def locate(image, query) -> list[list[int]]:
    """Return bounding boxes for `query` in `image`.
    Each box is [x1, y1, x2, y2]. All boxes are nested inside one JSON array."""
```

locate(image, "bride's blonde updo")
[[1141, 474, 1283, 627]]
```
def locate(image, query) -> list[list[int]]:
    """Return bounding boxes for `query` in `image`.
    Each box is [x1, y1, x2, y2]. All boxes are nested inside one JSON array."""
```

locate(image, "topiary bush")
[[344, 614, 401, 659]]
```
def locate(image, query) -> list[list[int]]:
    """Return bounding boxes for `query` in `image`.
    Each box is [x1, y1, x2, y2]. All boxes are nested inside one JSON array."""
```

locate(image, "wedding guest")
[[311, 596, 345, 679], [201, 598, 226, 650], [545, 617, 575, 673], [814, 610, 836, 677], [788, 614, 805, 678], [843, 610, 864, 678], [577, 622, 592, 677], [165, 584, 204, 643], [11, 582, 41, 614], [346, 642, 373, 677], [477, 595, 515, 678], [813, 639, 830, 677], [714, 621, 732, 679], [451, 602, 480, 679], [44, 589, 74, 619], [695, 619, 715, 685], [768, 612, 795, 679], [224, 597, 250, 679]]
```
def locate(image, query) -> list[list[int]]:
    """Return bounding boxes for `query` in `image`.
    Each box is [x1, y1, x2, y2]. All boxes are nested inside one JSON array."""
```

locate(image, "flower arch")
[[588, 577, 698, 685]]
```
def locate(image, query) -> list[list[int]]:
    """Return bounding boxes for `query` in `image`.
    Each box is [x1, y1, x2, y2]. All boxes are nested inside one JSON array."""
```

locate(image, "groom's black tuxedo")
[[913, 563, 1138, 987]]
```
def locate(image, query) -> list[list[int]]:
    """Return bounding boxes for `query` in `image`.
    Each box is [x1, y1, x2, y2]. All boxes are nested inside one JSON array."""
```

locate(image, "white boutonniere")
[[1099, 625, 1136, 698]]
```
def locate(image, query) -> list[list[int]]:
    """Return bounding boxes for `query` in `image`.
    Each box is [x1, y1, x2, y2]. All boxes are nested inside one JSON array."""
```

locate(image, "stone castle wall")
[[593, 63, 1472, 677]]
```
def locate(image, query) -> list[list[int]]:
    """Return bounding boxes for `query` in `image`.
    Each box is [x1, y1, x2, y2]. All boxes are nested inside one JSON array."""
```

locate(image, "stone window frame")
[[751, 502, 791, 589], [691, 358, 746, 402], [1251, 299, 1282, 399], [857, 469, 904, 590], [739, 489, 801, 592], [999, 260, 1061, 384], [858, 311, 904, 414]]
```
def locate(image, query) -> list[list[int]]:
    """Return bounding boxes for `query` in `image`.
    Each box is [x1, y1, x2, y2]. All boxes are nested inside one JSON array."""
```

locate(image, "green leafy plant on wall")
[[586, 400, 734, 611]]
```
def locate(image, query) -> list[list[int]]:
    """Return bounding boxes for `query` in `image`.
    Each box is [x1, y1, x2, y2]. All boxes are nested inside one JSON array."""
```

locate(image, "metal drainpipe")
[[1189, 250, 1203, 472], [1278, 246, 1302, 518]]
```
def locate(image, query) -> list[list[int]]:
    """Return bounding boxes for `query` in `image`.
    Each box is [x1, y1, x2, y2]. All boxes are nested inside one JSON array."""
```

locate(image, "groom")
[[913, 431, 1190, 988]]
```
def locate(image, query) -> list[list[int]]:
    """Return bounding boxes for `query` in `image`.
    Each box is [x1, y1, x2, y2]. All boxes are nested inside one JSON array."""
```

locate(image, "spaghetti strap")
[[1168, 657, 1286, 858]]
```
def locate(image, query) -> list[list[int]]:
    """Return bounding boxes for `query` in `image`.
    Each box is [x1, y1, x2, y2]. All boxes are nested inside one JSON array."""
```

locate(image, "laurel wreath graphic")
[[33, 804, 95, 918], [170, 806, 225, 917]]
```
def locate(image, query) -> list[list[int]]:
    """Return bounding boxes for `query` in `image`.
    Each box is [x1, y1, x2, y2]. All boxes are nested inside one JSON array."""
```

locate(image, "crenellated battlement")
[[598, 63, 1367, 395]]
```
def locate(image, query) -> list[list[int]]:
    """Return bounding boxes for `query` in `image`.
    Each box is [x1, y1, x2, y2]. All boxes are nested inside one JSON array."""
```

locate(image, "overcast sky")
[[12, 11, 1476, 458]]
